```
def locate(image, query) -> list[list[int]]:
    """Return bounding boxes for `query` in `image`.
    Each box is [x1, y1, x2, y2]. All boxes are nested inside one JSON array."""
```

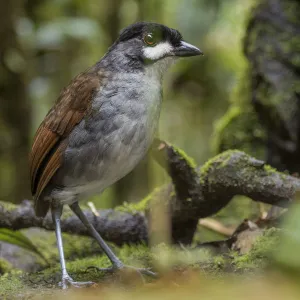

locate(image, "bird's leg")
[[69, 202, 156, 278], [51, 205, 95, 289]]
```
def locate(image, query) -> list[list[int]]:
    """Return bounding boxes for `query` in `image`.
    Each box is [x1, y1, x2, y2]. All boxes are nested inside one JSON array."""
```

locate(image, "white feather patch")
[[143, 42, 173, 60]]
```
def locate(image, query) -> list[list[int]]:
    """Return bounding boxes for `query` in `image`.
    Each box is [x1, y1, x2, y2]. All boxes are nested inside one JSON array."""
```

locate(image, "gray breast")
[[51, 72, 162, 203]]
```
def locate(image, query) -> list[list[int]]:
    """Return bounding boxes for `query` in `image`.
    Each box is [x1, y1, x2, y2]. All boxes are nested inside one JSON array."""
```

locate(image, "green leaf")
[[0, 228, 48, 265]]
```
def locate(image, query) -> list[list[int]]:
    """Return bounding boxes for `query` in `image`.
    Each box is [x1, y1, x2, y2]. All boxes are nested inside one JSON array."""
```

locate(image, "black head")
[[104, 22, 202, 70], [118, 22, 183, 47]]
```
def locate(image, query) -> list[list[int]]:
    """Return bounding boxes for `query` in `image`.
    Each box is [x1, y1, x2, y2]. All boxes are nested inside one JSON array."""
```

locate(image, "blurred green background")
[[3, 2, 300, 298], [0, 0, 253, 209]]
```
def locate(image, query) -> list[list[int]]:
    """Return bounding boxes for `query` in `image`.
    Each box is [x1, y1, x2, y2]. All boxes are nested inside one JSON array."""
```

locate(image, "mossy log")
[[1, 139, 299, 245]]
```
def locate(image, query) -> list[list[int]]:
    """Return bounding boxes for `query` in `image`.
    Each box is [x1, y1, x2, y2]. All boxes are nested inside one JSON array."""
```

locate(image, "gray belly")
[[50, 75, 162, 204]]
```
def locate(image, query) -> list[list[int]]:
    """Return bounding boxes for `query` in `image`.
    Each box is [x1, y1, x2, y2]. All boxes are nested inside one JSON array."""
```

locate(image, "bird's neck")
[[97, 51, 144, 73], [145, 57, 177, 80]]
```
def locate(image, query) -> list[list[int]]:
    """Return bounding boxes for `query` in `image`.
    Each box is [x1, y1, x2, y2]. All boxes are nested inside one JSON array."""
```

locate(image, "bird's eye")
[[144, 33, 157, 46]]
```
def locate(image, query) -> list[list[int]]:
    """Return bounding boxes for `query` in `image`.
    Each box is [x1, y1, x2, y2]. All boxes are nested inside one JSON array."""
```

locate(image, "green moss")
[[0, 200, 18, 211], [232, 228, 280, 271], [116, 188, 162, 213], [0, 229, 281, 298], [171, 144, 197, 169], [213, 255, 226, 269], [38, 255, 110, 283], [199, 155, 216, 185], [24, 229, 106, 269], [263, 164, 277, 174], [200, 149, 287, 192], [0, 270, 25, 298], [199, 150, 242, 184], [0, 258, 13, 274], [0, 244, 153, 298]]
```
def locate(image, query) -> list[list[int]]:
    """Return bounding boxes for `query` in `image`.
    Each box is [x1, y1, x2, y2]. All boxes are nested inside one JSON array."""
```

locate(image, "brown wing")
[[29, 70, 102, 215]]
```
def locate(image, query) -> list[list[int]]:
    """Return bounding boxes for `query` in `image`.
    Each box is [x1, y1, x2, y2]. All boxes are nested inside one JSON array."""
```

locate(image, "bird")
[[29, 21, 202, 289]]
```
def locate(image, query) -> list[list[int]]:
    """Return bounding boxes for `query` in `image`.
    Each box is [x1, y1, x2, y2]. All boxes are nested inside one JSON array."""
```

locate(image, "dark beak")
[[173, 41, 203, 57]]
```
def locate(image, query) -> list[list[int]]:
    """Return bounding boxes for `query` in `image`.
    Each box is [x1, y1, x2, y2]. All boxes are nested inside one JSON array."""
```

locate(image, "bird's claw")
[[59, 274, 95, 289]]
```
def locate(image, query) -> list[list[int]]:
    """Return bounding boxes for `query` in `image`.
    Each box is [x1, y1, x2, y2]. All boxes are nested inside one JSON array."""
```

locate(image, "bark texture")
[[214, 0, 300, 174]]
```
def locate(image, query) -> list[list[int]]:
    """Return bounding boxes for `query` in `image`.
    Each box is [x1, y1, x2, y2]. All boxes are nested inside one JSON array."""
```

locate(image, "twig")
[[198, 218, 236, 237]]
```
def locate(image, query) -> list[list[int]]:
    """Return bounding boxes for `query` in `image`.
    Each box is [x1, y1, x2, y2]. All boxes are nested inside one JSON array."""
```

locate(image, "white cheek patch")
[[143, 42, 173, 60]]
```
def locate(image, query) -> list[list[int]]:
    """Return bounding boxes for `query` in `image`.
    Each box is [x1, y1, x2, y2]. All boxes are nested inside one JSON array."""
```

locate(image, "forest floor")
[[1, 224, 300, 300]]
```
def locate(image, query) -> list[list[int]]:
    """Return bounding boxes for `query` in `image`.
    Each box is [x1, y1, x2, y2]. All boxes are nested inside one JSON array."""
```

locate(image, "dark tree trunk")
[[0, 1, 31, 203], [214, 0, 300, 176], [245, 0, 300, 173]]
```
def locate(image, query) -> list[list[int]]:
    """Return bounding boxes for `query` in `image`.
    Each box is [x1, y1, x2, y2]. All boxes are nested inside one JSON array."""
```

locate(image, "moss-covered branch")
[[1, 141, 299, 245]]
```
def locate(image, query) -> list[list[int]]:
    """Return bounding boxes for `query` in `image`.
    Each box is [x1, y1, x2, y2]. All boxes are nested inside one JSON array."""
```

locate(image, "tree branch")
[[0, 201, 148, 246], [1, 141, 299, 245]]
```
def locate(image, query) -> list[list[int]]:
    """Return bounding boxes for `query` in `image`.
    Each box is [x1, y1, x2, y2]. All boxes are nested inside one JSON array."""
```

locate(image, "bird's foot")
[[59, 274, 95, 289], [86, 264, 157, 280]]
